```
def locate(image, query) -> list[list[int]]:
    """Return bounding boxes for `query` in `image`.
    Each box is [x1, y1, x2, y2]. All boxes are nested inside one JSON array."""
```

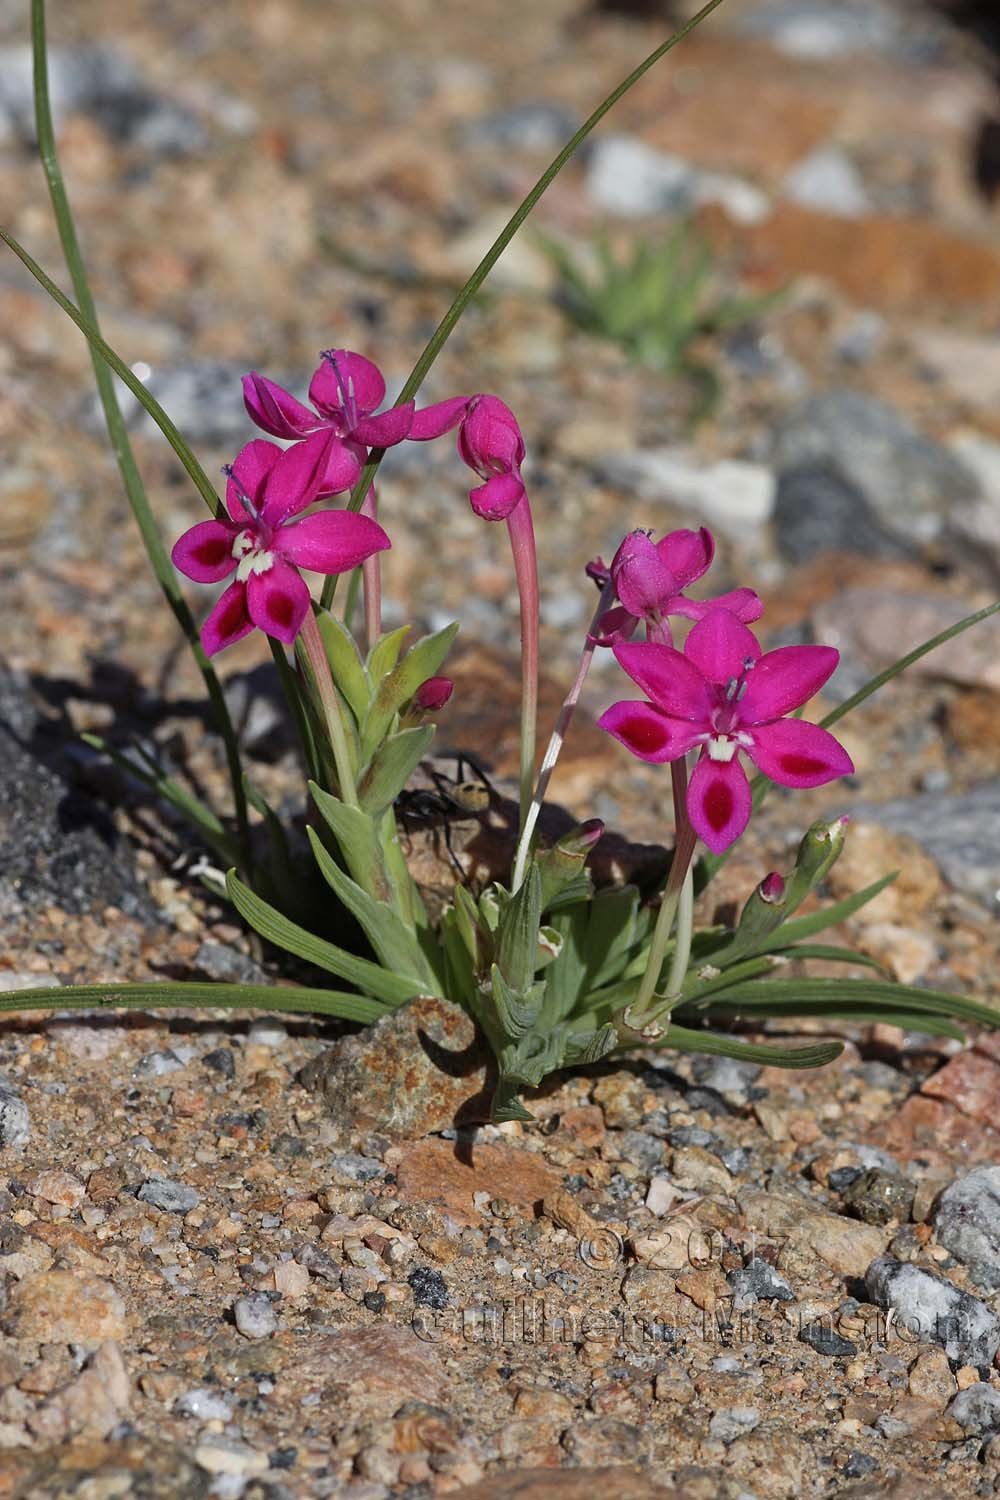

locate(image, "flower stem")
[[627, 757, 697, 1026], [297, 611, 359, 808], [506, 500, 539, 840], [511, 577, 615, 892], [361, 486, 382, 651]]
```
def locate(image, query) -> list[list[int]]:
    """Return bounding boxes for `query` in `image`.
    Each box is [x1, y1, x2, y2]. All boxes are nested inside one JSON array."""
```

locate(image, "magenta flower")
[[598, 609, 853, 853], [172, 435, 390, 657], [414, 676, 454, 712], [410, 394, 526, 520], [591, 528, 763, 645], [243, 350, 417, 495]]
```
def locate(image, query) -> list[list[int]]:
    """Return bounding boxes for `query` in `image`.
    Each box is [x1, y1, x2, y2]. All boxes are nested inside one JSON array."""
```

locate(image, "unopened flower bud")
[[415, 676, 453, 712], [760, 872, 785, 904]]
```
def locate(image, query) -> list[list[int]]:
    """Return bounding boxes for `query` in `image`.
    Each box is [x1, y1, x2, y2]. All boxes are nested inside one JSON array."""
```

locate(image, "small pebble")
[[175, 1387, 234, 1421], [408, 1266, 449, 1310], [0, 1089, 31, 1148], [137, 1177, 200, 1213], [799, 1322, 858, 1358], [234, 1293, 278, 1339], [202, 1047, 236, 1079]]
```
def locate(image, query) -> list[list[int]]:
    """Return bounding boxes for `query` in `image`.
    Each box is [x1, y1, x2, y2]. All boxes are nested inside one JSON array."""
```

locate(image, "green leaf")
[[361, 623, 460, 761], [495, 864, 542, 992], [366, 625, 411, 683], [646, 1025, 844, 1068], [309, 782, 387, 898], [318, 613, 371, 725], [0, 980, 384, 1024], [772, 943, 885, 971], [678, 997, 966, 1042], [702, 977, 1000, 1030], [82, 734, 238, 867], [306, 826, 438, 992], [490, 966, 544, 1039], [226, 870, 420, 1006], [358, 725, 435, 820], [753, 874, 897, 953]]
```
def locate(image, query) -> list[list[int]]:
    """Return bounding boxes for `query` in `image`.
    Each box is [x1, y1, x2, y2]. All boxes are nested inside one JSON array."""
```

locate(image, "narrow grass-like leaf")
[[704, 977, 1000, 1029], [320, 0, 729, 616], [308, 782, 387, 897], [0, 981, 385, 1024], [643, 1026, 844, 1068], [82, 733, 238, 866], [679, 997, 966, 1041], [226, 871, 420, 1005], [772, 944, 885, 971]]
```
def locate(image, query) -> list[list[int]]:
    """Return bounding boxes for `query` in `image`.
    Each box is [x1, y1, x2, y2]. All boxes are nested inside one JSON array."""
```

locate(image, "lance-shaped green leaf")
[[769, 943, 884, 971], [0, 980, 386, 1025], [536, 820, 604, 910], [309, 782, 387, 899], [361, 623, 459, 761], [584, 886, 643, 992], [490, 965, 545, 1039], [318, 613, 371, 725], [563, 1022, 619, 1066], [366, 624, 411, 683], [495, 864, 542, 992], [358, 725, 435, 820], [226, 870, 419, 1005], [644, 1025, 844, 1068], [674, 995, 966, 1042], [698, 870, 790, 972], [306, 827, 439, 993], [491, 1078, 536, 1123]]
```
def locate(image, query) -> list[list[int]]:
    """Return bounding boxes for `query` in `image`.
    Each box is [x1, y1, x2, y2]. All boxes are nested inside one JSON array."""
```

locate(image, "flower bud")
[[415, 676, 453, 712], [759, 872, 786, 904]]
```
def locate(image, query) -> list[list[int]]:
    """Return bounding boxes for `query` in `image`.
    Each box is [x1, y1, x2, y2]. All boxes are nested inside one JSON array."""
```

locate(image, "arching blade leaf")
[[644, 1025, 844, 1068], [0, 981, 384, 1024]]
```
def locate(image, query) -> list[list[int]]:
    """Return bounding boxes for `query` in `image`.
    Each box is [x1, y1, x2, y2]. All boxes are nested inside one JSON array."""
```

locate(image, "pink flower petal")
[[408, 396, 469, 440], [352, 402, 415, 447], [613, 641, 710, 722], [469, 472, 525, 521], [317, 438, 363, 499], [275, 509, 390, 574], [458, 394, 525, 477], [739, 645, 840, 725], [687, 753, 752, 853], [309, 350, 386, 420], [612, 531, 679, 620], [171, 519, 238, 583], [226, 439, 282, 521], [684, 609, 762, 684], [598, 701, 703, 764], [242, 373, 318, 440], [589, 604, 639, 647], [201, 580, 253, 657], [657, 526, 714, 586], [245, 560, 311, 645], [260, 430, 333, 526], [746, 719, 854, 788], [663, 587, 764, 625]]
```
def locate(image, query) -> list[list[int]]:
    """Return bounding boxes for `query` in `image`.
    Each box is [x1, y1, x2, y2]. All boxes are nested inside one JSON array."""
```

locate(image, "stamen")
[[742, 656, 756, 672], [222, 463, 259, 523], [724, 676, 739, 702]]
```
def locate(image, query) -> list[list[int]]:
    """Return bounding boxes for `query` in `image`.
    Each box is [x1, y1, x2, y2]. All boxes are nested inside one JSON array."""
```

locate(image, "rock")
[[708, 1405, 760, 1443], [735, 0, 902, 59], [916, 338, 1000, 415], [907, 1347, 956, 1404], [824, 821, 942, 924], [844, 788, 1000, 909], [783, 146, 869, 217], [2, 1436, 211, 1498], [595, 450, 774, 538], [842, 1169, 915, 1227], [934, 1166, 1000, 1290], [740, 1188, 886, 1278], [137, 1177, 200, 1214], [300, 996, 488, 1139], [408, 1266, 449, 1309], [865, 1257, 1000, 1370], [0, 44, 204, 154], [0, 1085, 30, 1148], [294, 1325, 447, 1406], [799, 1321, 858, 1358], [110, 359, 253, 444], [946, 1382, 1000, 1435], [585, 136, 695, 218], [233, 1293, 278, 1340], [43, 1341, 131, 1440], [814, 589, 1000, 693], [773, 466, 911, 565], [0, 664, 152, 919], [728, 1258, 795, 1309], [175, 1387, 234, 1422], [922, 1050, 1000, 1124], [468, 102, 579, 152], [3, 1270, 128, 1342], [202, 1045, 236, 1079], [193, 1438, 269, 1477], [449, 1469, 678, 1499], [773, 391, 978, 545], [27, 1168, 87, 1207], [194, 940, 266, 985], [394, 1139, 558, 1227]]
